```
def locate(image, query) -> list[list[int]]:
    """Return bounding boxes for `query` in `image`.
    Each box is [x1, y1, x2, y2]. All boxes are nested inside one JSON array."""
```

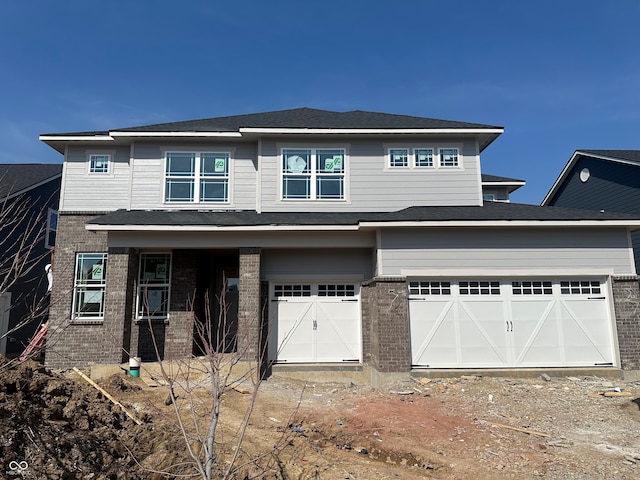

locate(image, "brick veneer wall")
[[361, 277, 411, 373], [611, 276, 640, 370], [46, 214, 134, 369], [238, 248, 261, 361]]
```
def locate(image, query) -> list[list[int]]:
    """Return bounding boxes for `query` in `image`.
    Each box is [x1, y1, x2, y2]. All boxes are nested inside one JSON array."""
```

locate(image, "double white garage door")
[[269, 283, 361, 363], [409, 278, 616, 368]]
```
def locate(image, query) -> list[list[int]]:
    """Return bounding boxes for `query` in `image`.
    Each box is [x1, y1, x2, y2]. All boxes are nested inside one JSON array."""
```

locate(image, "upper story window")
[[72, 253, 107, 320], [389, 149, 409, 167], [386, 147, 460, 169], [281, 148, 345, 200], [439, 148, 459, 167], [89, 154, 110, 173], [415, 149, 434, 167], [165, 152, 230, 203]]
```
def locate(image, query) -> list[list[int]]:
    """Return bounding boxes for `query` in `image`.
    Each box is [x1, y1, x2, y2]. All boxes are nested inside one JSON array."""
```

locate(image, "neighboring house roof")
[[0, 163, 63, 200], [542, 150, 640, 205], [86, 202, 640, 231], [40, 107, 504, 153]]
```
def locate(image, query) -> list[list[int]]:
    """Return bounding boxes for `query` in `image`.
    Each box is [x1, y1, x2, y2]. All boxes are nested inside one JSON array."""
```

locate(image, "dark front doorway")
[[193, 251, 239, 356]]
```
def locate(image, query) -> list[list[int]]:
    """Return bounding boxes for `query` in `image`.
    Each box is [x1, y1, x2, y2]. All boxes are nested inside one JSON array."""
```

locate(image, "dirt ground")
[[1, 356, 640, 479]]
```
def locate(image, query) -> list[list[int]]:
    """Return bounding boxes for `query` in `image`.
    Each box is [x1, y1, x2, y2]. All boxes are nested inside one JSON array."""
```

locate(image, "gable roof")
[[0, 163, 62, 200], [86, 202, 640, 232], [542, 150, 640, 205], [40, 107, 504, 153]]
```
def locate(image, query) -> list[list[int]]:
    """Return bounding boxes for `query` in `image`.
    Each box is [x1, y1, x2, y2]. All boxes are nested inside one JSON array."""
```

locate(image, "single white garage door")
[[409, 278, 615, 368], [269, 283, 361, 363]]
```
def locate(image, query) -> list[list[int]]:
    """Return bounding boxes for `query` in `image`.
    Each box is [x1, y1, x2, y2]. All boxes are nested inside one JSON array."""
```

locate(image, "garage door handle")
[[341, 299, 358, 302], [506, 321, 513, 332], [588, 296, 605, 300], [272, 299, 287, 302]]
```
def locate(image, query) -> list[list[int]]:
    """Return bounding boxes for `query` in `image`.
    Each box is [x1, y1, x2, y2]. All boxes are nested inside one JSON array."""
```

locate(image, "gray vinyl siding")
[[61, 146, 131, 212], [261, 248, 374, 280], [379, 227, 635, 276], [260, 137, 481, 212], [129, 142, 258, 210]]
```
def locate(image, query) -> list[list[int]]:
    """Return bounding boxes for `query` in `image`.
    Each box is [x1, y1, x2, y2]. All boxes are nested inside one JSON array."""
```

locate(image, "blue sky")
[[1, 0, 639, 204]]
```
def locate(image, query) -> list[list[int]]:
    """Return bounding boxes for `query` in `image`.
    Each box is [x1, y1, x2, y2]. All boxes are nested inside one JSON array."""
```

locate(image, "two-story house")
[[40, 108, 640, 382]]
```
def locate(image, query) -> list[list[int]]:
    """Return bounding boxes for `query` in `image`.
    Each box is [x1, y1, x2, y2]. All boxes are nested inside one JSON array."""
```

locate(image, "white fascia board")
[[359, 220, 640, 228], [482, 181, 526, 186], [109, 131, 242, 138], [39, 135, 114, 141], [85, 224, 360, 232], [239, 127, 504, 135]]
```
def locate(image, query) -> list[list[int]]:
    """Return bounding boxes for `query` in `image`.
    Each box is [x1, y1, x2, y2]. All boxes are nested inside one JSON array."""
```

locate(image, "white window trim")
[[136, 252, 172, 321], [71, 252, 107, 322], [163, 150, 233, 204], [278, 146, 349, 202], [384, 144, 464, 170], [87, 150, 115, 176]]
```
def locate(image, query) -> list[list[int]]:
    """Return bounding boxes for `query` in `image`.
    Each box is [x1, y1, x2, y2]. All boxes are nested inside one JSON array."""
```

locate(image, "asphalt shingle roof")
[[42, 108, 503, 137], [0, 163, 62, 199], [87, 202, 640, 228], [481, 174, 525, 184], [578, 150, 640, 164]]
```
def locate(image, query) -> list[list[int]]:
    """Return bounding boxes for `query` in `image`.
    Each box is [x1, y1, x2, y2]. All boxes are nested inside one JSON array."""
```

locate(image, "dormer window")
[[89, 154, 110, 173], [281, 148, 345, 200]]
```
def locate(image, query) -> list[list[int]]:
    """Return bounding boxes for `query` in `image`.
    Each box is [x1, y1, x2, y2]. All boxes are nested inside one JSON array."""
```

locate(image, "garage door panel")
[[410, 300, 456, 366], [316, 302, 360, 362], [274, 302, 315, 362], [410, 278, 615, 369], [458, 302, 509, 366]]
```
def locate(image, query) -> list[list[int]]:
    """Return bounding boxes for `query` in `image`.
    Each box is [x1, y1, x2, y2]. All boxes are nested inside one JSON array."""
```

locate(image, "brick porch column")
[[238, 248, 261, 361]]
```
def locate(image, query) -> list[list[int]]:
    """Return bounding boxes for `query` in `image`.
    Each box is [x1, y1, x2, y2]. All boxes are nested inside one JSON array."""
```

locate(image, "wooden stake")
[[489, 422, 550, 438], [73, 367, 142, 425]]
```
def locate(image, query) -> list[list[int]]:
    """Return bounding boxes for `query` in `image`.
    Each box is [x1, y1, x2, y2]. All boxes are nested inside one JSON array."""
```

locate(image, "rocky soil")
[[1, 356, 639, 479]]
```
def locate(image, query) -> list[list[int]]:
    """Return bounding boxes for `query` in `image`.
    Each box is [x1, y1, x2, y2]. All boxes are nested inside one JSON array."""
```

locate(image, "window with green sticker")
[[72, 253, 107, 319], [282, 148, 345, 200], [165, 152, 230, 202]]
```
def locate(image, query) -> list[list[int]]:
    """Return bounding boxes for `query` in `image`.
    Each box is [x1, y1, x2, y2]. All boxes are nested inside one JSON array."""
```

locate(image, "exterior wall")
[[61, 146, 131, 212], [60, 135, 483, 214], [546, 156, 640, 273], [481, 186, 510, 201], [260, 137, 481, 212], [3, 178, 60, 358], [261, 248, 374, 280], [46, 214, 134, 369], [361, 277, 410, 372], [611, 277, 640, 370], [380, 227, 635, 276]]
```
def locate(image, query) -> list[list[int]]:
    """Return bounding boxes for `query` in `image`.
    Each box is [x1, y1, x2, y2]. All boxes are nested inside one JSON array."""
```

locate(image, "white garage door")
[[409, 279, 615, 368], [269, 283, 361, 363]]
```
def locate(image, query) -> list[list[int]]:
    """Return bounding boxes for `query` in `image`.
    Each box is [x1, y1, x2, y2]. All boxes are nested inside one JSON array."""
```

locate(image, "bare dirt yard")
[[2, 356, 640, 479]]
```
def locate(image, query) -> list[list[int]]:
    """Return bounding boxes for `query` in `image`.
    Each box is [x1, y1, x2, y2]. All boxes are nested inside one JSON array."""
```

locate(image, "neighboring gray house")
[[0, 163, 61, 358], [542, 150, 640, 273], [39, 109, 640, 382]]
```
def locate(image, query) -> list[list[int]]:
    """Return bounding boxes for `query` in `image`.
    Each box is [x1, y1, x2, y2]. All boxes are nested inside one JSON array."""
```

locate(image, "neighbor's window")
[[282, 148, 345, 200], [72, 253, 107, 319], [415, 149, 434, 167], [89, 154, 110, 173], [45, 208, 58, 249], [165, 152, 230, 203], [389, 149, 409, 167], [137, 253, 171, 318], [439, 148, 459, 167]]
